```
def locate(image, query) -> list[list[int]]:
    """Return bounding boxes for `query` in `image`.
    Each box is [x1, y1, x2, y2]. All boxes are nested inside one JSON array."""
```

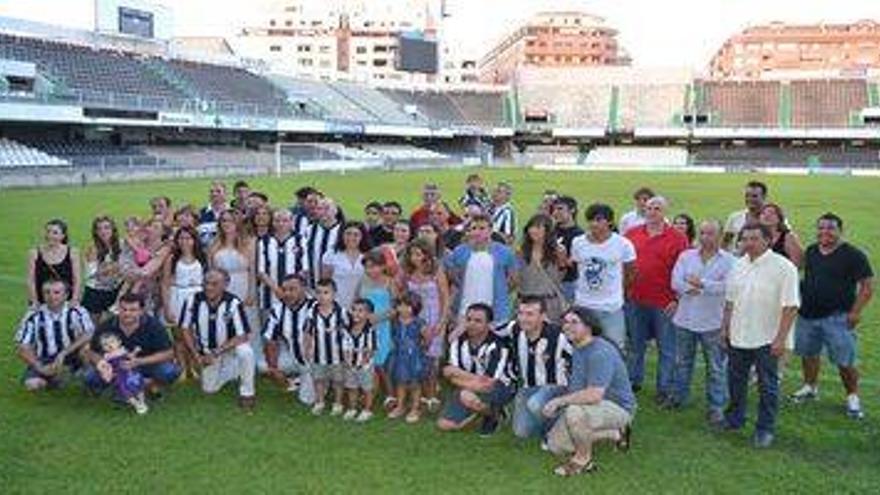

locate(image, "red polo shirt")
[[625, 224, 689, 308], [409, 204, 462, 230]]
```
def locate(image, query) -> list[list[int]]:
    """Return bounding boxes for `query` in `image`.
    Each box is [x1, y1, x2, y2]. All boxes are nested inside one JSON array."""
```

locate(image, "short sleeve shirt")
[[725, 250, 800, 349]]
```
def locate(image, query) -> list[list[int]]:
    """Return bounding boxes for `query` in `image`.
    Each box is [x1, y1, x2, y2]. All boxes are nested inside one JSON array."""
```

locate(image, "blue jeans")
[[85, 361, 181, 394], [673, 326, 727, 414], [627, 302, 677, 396], [512, 385, 566, 439], [725, 345, 779, 435], [584, 307, 627, 353], [561, 281, 576, 304], [794, 313, 857, 367]]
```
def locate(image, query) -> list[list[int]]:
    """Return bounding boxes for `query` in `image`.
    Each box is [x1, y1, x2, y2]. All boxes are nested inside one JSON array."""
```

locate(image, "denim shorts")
[[794, 313, 857, 367], [441, 381, 515, 424]]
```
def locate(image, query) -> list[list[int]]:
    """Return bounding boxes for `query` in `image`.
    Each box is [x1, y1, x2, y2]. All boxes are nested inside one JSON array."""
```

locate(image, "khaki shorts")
[[344, 365, 374, 391], [547, 400, 632, 455], [311, 363, 344, 384]]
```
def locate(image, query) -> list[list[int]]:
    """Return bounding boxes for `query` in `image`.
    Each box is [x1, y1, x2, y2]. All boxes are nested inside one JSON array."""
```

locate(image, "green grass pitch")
[[1, 169, 878, 493]]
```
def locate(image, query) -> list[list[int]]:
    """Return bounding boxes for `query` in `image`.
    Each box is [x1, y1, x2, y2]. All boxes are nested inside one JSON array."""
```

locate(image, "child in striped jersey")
[[305, 278, 348, 416], [341, 299, 376, 422]]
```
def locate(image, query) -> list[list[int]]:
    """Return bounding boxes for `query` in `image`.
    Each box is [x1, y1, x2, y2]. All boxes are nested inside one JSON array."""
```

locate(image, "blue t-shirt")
[[568, 337, 637, 414]]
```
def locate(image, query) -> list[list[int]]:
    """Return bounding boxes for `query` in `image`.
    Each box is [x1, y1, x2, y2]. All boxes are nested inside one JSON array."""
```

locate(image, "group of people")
[[15, 174, 874, 476]]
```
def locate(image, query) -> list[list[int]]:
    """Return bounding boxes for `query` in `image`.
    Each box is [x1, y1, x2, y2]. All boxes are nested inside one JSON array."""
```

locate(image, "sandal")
[[616, 425, 632, 453], [553, 459, 597, 477]]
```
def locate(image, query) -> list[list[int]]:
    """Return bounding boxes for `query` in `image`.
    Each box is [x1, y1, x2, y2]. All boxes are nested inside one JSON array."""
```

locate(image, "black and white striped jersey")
[[262, 297, 315, 366], [179, 291, 250, 354], [507, 322, 571, 388], [15, 304, 94, 360], [447, 332, 514, 386], [255, 233, 308, 310], [305, 301, 349, 366]]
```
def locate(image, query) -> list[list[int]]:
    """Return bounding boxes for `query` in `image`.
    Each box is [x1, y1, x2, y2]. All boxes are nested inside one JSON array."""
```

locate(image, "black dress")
[[33, 246, 73, 303]]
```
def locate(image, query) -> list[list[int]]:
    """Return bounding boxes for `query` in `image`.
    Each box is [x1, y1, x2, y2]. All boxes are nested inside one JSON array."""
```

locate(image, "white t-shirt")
[[321, 251, 364, 310], [459, 251, 495, 317], [618, 209, 645, 234], [571, 233, 637, 312]]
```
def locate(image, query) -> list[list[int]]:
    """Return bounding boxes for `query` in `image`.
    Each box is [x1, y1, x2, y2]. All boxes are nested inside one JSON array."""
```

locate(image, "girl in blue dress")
[[387, 291, 428, 423], [357, 249, 396, 409]]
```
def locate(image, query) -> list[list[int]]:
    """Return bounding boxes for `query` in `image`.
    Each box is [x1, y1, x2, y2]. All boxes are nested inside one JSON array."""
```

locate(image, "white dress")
[[169, 259, 204, 324], [213, 247, 249, 301]]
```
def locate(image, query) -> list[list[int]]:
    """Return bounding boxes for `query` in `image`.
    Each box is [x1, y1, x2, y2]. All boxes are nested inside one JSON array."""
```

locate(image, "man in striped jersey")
[[437, 303, 515, 437], [305, 198, 342, 288], [263, 274, 314, 402], [256, 210, 308, 314], [180, 269, 256, 413], [490, 182, 516, 245], [497, 297, 572, 440], [84, 291, 180, 399], [341, 298, 376, 422], [291, 187, 321, 238], [16, 280, 94, 391], [304, 278, 349, 416]]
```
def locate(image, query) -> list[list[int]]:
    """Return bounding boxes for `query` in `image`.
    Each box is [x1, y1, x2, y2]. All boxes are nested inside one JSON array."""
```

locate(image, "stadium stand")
[[144, 144, 274, 168], [617, 84, 688, 129], [0, 33, 183, 108], [691, 145, 880, 168], [25, 140, 157, 167], [361, 144, 448, 161], [0, 138, 68, 167], [445, 91, 507, 127], [328, 82, 425, 125], [517, 69, 612, 127], [380, 89, 464, 125], [270, 75, 376, 122], [163, 59, 292, 115], [701, 81, 780, 127], [791, 80, 868, 128]]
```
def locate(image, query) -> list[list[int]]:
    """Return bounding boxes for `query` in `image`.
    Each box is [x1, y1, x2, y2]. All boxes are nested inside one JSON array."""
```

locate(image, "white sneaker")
[[134, 401, 149, 415], [355, 410, 374, 422], [330, 403, 344, 416], [789, 384, 818, 403], [286, 378, 299, 392], [311, 402, 325, 416], [342, 409, 358, 421], [846, 395, 864, 420]]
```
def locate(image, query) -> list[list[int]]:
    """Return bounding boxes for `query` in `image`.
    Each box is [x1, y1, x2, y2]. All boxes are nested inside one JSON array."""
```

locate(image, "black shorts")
[[81, 286, 119, 314]]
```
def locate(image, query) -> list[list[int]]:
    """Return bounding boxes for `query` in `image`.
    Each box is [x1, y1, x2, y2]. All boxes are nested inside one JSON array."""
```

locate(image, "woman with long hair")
[[162, 226, 206, 380], [760, 203, 804, 268], [82, 216, 123, 323], [518, 214, 565, 322], [27, 219, 80, 306]]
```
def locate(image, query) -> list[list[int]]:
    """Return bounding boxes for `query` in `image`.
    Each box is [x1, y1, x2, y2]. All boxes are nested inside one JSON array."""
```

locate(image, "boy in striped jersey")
[[256, 210, 308, 315], [490, 182, 516, 245], [437, 303, 515, 437], [341, 298, 376, 422], [304, 278, 349, 416], [500, 296, 572, 440], [262, 274, 314, 401], [16, 280, 94, 391], [180, 269, 256, 413]]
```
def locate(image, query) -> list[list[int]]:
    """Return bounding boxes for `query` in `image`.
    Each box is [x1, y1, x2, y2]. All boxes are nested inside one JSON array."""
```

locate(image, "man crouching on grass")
[[542, 307, 636, 477], [180, 269, 256, 413], [436, 303, 515, 437]]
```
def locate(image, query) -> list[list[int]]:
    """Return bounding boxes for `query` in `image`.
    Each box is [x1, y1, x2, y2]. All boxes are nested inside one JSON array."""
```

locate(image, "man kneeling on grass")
[[83, 291, 179, 400], [180, 269, 256, 413], [542, 307, 636, 477], [436, 303, 514, 436], [16, 280, 94, 391]]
